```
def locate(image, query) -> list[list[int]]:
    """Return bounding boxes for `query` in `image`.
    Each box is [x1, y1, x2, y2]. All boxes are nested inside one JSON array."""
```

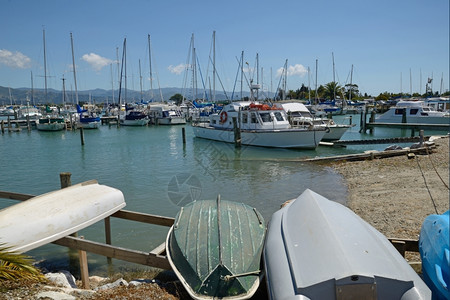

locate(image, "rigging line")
[[425, 146, 449, 190], [416, 155, 439, 214]]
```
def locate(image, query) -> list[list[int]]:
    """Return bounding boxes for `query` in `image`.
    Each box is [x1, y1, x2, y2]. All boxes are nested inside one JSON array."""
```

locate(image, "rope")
[[415, 155, 439, 214], [425, 146, 449, 190]]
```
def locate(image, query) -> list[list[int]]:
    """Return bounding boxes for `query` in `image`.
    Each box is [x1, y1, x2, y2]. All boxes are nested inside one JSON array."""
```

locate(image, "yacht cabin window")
[[274, 112, 284, 121], [409, 109, 419, 115], [259, 112, 273, 123], [394, 108, 404, 115], [242, 112, 248, 123], [250, 113, 258, 123]]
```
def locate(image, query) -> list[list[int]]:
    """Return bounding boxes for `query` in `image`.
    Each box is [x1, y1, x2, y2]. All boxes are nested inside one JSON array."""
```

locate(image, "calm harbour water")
[[0, 114, 446, 275]]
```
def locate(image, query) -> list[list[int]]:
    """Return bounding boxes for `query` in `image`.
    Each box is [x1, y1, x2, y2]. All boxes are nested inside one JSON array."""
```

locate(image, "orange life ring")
[[220, 111, 228, 123]]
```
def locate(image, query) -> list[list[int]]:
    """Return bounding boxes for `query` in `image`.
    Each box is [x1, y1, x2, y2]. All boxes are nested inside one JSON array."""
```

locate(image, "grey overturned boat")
[[264, 189, 431, 299], [166, 196, 266, 300]]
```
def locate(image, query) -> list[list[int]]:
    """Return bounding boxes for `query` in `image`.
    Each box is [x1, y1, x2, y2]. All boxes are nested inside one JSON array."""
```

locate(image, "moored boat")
[[275, 102, 354, 141], [36, 106, 66, 131], [0, 181, 125, 253], [419, 210, 450, 300], [264, 189, 431, 299], [192, 101, 326, 149], [120, 104, 149, 126], [166, 196, 266, 300], [375, 100, 450, 125], [76, 104, 101, 129]]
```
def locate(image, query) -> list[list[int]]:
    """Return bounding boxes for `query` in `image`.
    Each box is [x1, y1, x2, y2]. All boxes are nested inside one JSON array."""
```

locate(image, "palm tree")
[[323, 81, 342, 100], [0, 243, 44, 282]]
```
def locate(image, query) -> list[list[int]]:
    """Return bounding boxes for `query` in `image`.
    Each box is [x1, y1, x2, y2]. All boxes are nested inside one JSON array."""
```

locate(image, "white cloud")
[[168, 63, 188, 75], [276, 64, 307, 77], [0, 49, 31, 69], [81, 53, 113, 72]]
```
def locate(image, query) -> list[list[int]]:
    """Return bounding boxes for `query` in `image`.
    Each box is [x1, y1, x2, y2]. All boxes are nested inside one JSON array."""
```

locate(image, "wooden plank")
[[0, 191, 34, 201], [389, 238, 419, 253], [111, 210, 174, 227], [53, 235, 171, 270], [150, 242, 166, 255], [78, 237, 90, 289]]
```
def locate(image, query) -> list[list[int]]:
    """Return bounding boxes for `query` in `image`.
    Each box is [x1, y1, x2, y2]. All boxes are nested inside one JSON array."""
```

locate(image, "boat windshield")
[[259, 112, 273, 123], [273, 111, 284, 121]]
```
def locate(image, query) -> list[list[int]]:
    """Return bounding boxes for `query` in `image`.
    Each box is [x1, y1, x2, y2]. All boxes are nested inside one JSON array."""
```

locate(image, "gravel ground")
[[331, 135, 449, 240]]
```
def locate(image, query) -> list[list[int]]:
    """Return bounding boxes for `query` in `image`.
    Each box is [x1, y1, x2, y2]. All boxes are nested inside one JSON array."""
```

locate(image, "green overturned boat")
[[166, 196, 266, 300]]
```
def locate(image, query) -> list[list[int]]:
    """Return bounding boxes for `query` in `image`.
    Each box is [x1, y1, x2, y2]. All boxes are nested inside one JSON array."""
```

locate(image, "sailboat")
[[36, 29, 66, 132], [118, 38, 149, 126], [70, 32, 100, 129]]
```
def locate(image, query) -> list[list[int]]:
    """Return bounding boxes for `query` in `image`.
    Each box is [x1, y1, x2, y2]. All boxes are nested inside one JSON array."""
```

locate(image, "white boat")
[[264, 189, 431, 299], [36, 106, 66, 131], [376, 100, 450, 124], [36, 115, 66, 131], [276, 102, 354, 141], [120, 105, 149, 126], [0, 181, 125, 253], [148, 104, 186, 125], [192, 101, 326, 149]]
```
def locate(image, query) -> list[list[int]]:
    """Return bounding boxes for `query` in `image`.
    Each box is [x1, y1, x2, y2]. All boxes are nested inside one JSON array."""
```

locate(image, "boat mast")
[[139, 59, 143, 101], [315, 59, 318, 105], [43, 29, 48, 102], [349, 64, 353, 102], [410, 68, 412, 96], [332, 52, 336, 101], [70, 32, 79, 105], [240, 51, 244, 100], [62, 75, 66, 106], [308, 66, 311, 102], [256, 53, 259, 100], [212, 30, 216, 102], [30, 71, 34, 106], [148, 34, 154, 100]]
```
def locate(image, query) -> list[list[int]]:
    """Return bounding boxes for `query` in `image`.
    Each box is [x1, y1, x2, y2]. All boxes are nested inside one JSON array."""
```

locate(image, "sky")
[[0, 0, 448, 98]]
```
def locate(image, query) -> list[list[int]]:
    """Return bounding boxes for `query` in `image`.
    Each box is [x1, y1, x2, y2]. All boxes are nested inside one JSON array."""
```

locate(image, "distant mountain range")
[[0, 85, 260, 106]]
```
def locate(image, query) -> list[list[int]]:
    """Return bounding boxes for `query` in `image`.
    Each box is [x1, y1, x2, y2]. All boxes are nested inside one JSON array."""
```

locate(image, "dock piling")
[[80, 127, 85, 145], [182, 127, 186, 145]]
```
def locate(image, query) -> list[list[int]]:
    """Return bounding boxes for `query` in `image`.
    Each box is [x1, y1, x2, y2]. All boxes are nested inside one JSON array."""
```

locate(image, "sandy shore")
[[331, 135, 449, 241]]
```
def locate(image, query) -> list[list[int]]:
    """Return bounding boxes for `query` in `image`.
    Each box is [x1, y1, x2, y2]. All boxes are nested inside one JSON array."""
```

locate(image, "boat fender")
[[220, 111, 228, 123]]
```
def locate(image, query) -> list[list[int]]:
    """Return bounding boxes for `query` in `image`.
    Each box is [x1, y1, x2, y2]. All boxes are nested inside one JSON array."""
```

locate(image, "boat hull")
[[120, 118, 149, 126], [166, 199, 265, 300], [264, 189, 431, 300], [0, 181, 125, 253], [157, 117, 186, 125], [322, 124, 354, 141], [419, 210, 450, 300], [36, 122, 66, 131], [192, 125, 325, 149], [78, 120, 100, 129]]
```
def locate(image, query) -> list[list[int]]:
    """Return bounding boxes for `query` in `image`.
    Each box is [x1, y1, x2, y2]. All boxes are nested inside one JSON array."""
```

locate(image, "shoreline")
[[331, 135, 449, 241]]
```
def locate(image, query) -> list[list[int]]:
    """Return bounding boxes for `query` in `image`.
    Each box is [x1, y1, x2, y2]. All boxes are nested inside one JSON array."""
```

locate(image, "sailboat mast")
[[240, 51, 244, 100], [148, 34, 154, 99], [349, 64, 353, 102], [315, 59, 318, 105], [70, 32, 79, 105], [139, 59, 143, 101], [212, 31, 216, 102], [30, 71, 34, 106], [332, 52, 336, 101], [43, 29, 48, 101], [308, 66, 311, 102]]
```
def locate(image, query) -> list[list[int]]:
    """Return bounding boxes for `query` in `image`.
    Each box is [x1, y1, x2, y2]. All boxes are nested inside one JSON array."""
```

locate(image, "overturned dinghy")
[[0, 181, 125, 253], [264, 189, 431, 299], [166, 196, 266, 300]]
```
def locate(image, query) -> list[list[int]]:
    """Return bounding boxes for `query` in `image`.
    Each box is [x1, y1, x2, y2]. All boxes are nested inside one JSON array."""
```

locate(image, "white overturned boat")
[[192, 101, 326, 149], [0, 181, 125, 253], [264, 189, 431, 299]]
